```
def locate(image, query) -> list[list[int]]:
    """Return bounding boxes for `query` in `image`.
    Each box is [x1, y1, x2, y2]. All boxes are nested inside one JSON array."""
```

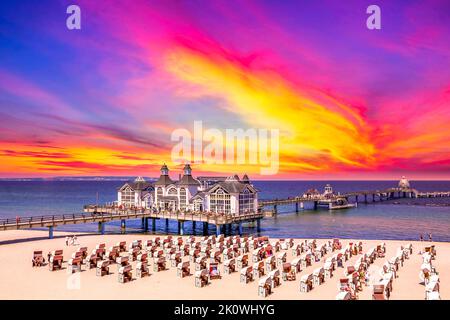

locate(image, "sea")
[[0, 180, 449, 242]]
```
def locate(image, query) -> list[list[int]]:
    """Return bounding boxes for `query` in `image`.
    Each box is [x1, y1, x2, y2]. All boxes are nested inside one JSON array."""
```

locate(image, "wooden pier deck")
[[0, 205, 263, 238]]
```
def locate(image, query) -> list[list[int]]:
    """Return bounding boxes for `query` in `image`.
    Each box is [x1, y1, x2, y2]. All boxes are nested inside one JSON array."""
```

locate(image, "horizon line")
[[0, 176, 449, 182]]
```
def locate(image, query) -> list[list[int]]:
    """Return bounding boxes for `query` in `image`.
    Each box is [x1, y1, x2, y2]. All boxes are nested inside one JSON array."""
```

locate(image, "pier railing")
[[0, 206, 263, 231], [258, 187, 429, 211], [0, 212, 113, 230], [83, 205, 263, 225]]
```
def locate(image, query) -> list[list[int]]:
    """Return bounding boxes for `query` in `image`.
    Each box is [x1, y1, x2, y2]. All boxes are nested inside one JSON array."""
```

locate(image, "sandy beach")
[[0, 230, 447, 300]]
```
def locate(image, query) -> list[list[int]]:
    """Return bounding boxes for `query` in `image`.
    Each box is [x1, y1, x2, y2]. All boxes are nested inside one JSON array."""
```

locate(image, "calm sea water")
[[0, 181, 449, 241]]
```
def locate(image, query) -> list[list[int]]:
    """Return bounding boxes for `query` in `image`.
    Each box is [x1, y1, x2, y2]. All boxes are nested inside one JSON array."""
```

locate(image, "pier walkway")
[[0, 206, 263, 239], [258, 187, 450, 214]]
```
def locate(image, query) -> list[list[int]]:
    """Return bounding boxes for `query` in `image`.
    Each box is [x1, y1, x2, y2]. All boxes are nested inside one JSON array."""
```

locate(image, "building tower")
[[324, 184, 333, 195], [398, 176, 410, 189]]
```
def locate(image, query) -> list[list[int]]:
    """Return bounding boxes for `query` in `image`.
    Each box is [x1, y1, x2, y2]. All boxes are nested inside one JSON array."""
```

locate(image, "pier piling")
[[256, 219, 261, 232], [216, 225, 221, 237], [178, 221, 185, 235], [238, 222, 243, 236], [48, 226, 54, 239], [143, 218, 149, 232]]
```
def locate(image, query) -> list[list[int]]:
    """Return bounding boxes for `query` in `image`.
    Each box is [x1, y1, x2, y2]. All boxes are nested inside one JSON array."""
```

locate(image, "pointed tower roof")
[[155, 163, 174, 186], [226, 174, 240, 182], [119, 176, 153, 191], [179, 163, 200, 186]]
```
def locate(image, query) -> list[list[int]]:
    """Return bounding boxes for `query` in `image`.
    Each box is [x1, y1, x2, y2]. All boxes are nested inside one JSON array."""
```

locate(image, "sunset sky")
[[0, 0, 449, 179]]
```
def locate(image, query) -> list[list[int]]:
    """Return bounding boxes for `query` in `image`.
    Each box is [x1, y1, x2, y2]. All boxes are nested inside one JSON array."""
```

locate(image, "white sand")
[[0, 230, 448, 300]]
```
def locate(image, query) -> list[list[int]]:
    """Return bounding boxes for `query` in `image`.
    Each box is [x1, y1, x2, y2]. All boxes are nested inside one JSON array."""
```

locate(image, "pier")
[[416, 191, 450, 198], [0, 205, 263, 239], [258, 187, 448, 215]]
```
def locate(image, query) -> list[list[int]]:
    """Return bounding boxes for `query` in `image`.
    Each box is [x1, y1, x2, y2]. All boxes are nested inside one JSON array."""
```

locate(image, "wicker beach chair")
[[118, 265, 132, 283], [195, 269, 209, 288], [258, 276, 272, 297], [96, 260, 110, 277], [32, 251, 44, 267], [177, 261, 190, 278], [240, 266, 253, 284], [136, 261, 150, 278], [224, 258, 236, 275]]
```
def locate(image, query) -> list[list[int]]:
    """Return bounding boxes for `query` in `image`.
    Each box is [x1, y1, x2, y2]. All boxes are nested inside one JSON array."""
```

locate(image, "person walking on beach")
[[65, 237, 69, 246], [365, 271, 370, 287], [429, 233, 432, 242], [419, 234, 423, 242]]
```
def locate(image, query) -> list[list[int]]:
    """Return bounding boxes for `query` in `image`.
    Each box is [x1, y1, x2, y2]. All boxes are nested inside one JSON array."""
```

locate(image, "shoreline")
[[0, 229, 448, 300], [2, 228, 447, 245], [2, 228, 448, 245]]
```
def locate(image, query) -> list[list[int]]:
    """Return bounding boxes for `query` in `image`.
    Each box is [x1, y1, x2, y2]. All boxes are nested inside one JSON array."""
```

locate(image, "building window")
[[239, 189, 254, 213], [121, 186, 135, 207], [179, 187, 187, 209], [144, 195, 152, 208], [156, 187, 163, 206], [157, 187, 163, 197], [210, 189, 231, 214], [193, 199, 203, 211], [167, 188, 178, 195]]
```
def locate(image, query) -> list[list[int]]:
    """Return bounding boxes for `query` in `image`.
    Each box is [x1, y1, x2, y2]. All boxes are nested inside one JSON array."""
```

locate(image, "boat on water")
[[317, 197, 357, 210]]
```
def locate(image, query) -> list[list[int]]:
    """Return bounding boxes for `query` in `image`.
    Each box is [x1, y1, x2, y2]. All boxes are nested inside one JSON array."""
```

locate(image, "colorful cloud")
[[0, 0, 449, 179]]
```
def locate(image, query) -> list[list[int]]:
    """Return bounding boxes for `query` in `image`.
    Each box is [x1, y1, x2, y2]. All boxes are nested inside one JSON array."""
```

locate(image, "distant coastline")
[[0, 176, 157, 182], [375, 196, 450, 207], [381, 201, 450, 207]]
